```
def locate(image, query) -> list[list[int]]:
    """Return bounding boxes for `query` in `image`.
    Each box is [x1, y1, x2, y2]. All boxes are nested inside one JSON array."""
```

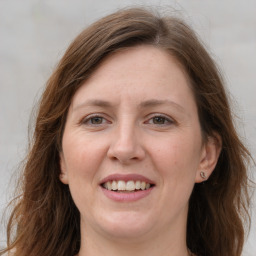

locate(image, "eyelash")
[[145, 114, 174, 126], [81, 114, 110, 126], [80, 114, 175, 127]]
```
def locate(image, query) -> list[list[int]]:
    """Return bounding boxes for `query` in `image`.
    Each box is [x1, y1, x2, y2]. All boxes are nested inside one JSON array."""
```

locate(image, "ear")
[[195, 133, 222, 183], [59, 152, 69, 184]]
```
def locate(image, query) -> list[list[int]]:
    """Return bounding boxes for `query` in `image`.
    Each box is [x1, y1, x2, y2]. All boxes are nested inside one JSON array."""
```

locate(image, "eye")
[[81, 114, 110, 126], [90, 116, 104, 124], [152, 116, 168, 124], [145, 114, 174, 126]]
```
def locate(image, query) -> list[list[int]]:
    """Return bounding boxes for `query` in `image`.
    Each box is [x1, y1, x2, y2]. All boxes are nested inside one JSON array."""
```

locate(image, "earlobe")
[[199, 171, 207, 180], [59, 153, 69, 184], [195, 133, 222, 183]]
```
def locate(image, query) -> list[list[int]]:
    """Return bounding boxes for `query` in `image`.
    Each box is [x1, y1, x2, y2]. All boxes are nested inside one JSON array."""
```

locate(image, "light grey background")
[[0, 0, 255, 254]]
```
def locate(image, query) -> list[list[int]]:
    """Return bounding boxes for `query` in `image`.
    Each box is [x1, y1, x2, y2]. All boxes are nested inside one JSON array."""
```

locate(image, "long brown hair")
[[1, 7, 252, 256]]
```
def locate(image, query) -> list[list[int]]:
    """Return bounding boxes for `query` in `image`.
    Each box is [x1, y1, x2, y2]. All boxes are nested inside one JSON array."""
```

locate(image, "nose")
[[107, 123, 146, 164]]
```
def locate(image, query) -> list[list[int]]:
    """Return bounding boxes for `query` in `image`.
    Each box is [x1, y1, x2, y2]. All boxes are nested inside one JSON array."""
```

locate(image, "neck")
[[77, 218, 190, 256]]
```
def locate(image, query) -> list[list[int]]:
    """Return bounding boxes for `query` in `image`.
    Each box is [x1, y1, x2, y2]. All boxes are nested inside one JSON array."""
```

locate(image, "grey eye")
[[152, 116, 167, 124], [90, 117, 103, 124]]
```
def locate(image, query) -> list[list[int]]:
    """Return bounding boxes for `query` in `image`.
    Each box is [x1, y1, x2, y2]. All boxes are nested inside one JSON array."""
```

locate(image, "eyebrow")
[[73, 99, 113, 111], [139, 99, 186, 113], [73, 98, 186, 113]]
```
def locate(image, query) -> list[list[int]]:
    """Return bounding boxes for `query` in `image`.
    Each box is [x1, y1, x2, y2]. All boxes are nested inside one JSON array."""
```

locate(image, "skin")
[[60, 45, 221, 256]]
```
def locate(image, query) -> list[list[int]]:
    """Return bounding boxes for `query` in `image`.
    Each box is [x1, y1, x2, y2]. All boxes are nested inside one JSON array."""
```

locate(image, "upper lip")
[[99, 173, 155, 185]]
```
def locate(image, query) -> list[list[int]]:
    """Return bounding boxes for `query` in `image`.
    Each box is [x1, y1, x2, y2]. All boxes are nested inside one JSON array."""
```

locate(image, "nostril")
[[107, 146, 145, 164], [107, 132, 146, 163]]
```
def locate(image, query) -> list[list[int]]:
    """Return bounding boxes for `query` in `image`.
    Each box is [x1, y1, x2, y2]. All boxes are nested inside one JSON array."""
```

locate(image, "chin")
[[96, 211, 154, 240]]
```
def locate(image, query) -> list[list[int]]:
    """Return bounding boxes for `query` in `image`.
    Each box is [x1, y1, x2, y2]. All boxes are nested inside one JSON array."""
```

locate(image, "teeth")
[[117, 180, 126, 190], [126, 181, 135, 191], [112, 180, 117, 190], [102, 180, 152, 191], [135, 180, 141, 190], [106, 181, 112, 190], [141, 181, 146, 190]]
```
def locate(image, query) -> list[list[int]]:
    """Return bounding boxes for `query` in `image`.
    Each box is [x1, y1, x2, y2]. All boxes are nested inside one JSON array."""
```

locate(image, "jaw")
[[79, 203, 189, 256]]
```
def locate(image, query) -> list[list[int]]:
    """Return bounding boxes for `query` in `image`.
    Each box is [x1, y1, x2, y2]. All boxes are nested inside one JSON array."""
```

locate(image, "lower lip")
[[101, 186, 154, 202]]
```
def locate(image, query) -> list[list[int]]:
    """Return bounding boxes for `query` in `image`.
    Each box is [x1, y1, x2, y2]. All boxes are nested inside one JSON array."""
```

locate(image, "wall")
[[0, 0, 255, 254]]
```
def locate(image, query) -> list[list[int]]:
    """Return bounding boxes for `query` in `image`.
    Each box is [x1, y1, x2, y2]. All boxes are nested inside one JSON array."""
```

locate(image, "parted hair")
[[1, 7, 252, 256]]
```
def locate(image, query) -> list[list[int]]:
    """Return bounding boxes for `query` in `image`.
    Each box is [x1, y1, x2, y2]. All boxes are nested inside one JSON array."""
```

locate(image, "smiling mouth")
[[101, 180, 154, 193]]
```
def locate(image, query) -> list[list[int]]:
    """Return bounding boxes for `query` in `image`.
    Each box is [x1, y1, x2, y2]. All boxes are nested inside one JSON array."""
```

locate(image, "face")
[[60, 45, 219, 242]]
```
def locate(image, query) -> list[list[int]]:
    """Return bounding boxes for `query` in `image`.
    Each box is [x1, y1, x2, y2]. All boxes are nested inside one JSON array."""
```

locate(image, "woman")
[[1, 7, 252, 256]]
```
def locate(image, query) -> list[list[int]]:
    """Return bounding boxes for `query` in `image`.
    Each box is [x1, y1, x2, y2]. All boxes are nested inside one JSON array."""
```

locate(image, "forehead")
[[70, 45, 195, 110], [89, 45, 190, 85]]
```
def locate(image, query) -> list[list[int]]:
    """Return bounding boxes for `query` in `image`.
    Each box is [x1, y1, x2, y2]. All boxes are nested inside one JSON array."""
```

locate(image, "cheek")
[[61, 136, 103, 209], [151, 132, 202, 181], [62, 132, 106, 176], [157, 138, 201, 206]]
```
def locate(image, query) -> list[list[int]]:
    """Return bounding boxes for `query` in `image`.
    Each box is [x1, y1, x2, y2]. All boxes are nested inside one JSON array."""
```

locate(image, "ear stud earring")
[[200, 171, 207, 180]]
